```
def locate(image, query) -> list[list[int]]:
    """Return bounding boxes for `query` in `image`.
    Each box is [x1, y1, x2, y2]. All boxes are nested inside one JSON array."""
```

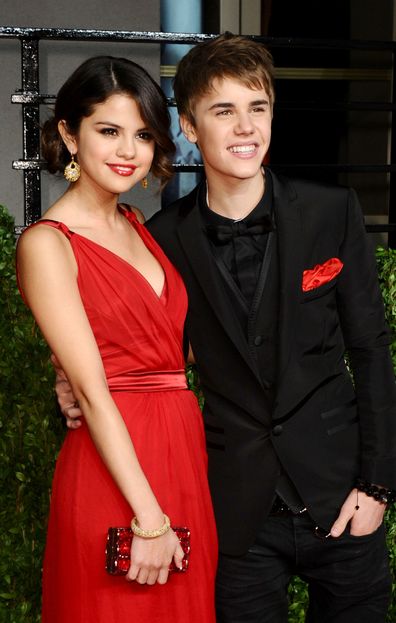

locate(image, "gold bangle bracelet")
[[130, 514, 171, 538]]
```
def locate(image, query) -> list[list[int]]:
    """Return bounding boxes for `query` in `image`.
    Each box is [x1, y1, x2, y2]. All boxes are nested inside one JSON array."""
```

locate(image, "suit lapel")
[[176, 173, 306, 395], [177, 193, 263, 383], [269, 171, 304, 415]]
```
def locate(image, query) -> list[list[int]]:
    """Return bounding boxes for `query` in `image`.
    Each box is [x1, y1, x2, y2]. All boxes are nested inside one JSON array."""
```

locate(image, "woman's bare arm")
[[17, 225, 183, 583]]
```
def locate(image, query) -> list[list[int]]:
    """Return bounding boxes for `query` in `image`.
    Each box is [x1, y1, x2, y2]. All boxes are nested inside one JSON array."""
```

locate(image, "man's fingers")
[[64, 404, 83, 429], [330, 488, 361, 538], [330, 516, 348, 538], [65, 415, 82, 429], [51, 354, 67, 380], [55, 380, 83, 418], [50, 353, 83, 427], [64, 404, 82, 418]]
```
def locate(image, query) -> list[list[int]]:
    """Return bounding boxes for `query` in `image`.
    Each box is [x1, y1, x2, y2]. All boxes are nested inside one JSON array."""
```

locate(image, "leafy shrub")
[[0, 204, 395, 621], [377, 247, 396, 371], [0, 205, 64, 622], [376, 246, 396, 623]]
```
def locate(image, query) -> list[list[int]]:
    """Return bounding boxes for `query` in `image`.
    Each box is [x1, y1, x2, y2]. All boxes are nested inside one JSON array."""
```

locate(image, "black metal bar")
[[0, 26, 214, 45], [366, 224, 396, 232], [270, 164, 396, 173], [12, 93, 396, 113], [12, 92, 56, 104], [1, 26, 396, 52], [13, 223, 396, 235], [14, 93, 396, 112], [274, 101, 396, 112], [13, 160, 47, 170], [14, 160, 396, 174], [20, 37, 41, 225]]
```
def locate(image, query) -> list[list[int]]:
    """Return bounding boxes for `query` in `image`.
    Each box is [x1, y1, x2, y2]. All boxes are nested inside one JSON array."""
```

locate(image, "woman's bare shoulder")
[[17, 221, 72, 268], [19, 220, 61, 246]]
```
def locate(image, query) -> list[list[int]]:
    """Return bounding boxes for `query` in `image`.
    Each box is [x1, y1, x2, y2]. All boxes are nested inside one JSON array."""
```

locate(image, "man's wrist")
[[355, 477, 396, 505]]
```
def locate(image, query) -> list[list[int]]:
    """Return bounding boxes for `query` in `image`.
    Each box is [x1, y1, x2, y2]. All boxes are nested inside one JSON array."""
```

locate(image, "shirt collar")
[[199, 173, 273, 228]]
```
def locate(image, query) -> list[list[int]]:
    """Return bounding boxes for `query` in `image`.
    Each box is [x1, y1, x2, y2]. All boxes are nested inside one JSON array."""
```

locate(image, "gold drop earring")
[[64, 154, 81, 183], [141, 177, 148, 189]]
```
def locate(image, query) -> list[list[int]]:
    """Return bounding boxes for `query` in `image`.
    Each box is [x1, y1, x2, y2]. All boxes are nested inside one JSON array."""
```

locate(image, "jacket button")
[[254, 335, 263, 346], [272, 424, 283, 436]]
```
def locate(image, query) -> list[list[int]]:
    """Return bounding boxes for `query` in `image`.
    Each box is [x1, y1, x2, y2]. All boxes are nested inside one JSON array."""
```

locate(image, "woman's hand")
[[126, 528, 185, 585]]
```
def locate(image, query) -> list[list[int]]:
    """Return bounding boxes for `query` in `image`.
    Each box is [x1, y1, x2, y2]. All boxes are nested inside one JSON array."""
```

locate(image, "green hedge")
[[0, 204, 395, 621], [376, 245, 396, 623], [0, 206, 64, 622]]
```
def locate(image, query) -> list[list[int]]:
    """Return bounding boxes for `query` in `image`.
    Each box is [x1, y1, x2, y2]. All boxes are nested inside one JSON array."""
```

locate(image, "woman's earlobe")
[[58, 120, 77, 153]]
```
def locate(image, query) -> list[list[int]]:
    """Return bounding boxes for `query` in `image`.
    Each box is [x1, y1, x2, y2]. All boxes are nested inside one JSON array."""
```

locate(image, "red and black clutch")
[[105, 526, 191, 575]]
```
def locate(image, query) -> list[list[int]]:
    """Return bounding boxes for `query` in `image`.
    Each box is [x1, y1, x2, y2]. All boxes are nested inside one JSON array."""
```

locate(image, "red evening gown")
[[21, 210, 217, 622]]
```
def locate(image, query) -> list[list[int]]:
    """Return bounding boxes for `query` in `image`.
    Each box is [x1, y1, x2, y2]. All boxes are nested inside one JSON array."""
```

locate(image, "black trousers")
[[215, 512, 391, 623]]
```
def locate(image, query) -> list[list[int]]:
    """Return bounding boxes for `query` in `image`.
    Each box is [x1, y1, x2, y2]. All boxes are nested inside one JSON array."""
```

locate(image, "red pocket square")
[[302, 257, 343, 292]]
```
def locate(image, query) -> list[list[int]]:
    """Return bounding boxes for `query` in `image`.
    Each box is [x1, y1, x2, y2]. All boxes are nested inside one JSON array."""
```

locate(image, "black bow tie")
[[206, 215, 273, 244]]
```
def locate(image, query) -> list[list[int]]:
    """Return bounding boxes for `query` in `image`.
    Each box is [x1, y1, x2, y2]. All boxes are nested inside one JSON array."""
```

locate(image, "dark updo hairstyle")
[[41, 56, 175, 186]]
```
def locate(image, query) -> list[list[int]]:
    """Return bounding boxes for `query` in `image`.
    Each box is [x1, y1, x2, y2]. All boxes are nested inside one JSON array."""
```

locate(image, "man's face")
[[181, 77, 272, 186]]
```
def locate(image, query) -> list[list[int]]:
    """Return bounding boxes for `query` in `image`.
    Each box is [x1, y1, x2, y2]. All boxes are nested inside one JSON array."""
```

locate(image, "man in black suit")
[[59, 34, 396, 622]]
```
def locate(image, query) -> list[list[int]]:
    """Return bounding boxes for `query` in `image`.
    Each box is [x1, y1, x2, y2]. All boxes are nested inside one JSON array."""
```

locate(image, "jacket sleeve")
[[336, 188, 396, 488]]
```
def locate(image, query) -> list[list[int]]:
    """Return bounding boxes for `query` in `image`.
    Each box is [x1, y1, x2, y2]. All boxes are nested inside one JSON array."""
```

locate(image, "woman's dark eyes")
[[100, 127, 118, 136]]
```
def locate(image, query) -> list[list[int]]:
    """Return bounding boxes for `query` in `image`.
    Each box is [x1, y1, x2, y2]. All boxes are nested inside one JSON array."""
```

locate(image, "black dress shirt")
[[200, 176, 305, 513], [199, 175, 273, 310]]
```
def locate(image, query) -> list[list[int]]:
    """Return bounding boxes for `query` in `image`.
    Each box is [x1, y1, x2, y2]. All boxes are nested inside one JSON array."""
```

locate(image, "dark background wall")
[[0, 0, 160, 226], [205, 0, 395, 246], [266, 1, 394, 231], [1, 0, 394, 243]]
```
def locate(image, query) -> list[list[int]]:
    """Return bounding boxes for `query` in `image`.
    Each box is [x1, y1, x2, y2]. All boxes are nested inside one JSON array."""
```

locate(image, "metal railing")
[[1, 26, 395, 245]]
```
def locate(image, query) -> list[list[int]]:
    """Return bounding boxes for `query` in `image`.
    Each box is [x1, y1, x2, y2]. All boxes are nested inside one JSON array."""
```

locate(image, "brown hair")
[[173, 32, 275, 124], [41, 56, 175, 186]]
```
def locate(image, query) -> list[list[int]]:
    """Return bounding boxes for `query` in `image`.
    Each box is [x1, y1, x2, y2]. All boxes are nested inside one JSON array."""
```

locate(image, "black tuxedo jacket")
[[147, 169, 396, 555]]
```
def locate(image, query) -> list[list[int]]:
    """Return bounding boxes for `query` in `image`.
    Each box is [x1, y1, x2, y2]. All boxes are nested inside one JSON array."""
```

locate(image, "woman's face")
[[65, 93, 155, 196]]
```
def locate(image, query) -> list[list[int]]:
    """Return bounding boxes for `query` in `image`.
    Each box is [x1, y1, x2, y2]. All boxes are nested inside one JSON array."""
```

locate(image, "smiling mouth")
[[228, 145, 257, 154], [107, 164, 137, 176]]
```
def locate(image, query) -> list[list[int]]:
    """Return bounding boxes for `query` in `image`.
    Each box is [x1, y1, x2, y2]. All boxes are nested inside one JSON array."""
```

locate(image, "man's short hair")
[[173, 32, 275, 124]]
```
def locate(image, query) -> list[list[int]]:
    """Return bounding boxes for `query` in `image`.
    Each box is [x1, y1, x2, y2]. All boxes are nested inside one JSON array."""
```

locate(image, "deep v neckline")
[[39, 212, 167, 301]]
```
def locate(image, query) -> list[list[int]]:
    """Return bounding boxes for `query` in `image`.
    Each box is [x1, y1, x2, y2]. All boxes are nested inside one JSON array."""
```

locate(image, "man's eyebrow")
[[208, 99, 269, 111], [208, 102, 234, 111], [250, 99, 269, 106]]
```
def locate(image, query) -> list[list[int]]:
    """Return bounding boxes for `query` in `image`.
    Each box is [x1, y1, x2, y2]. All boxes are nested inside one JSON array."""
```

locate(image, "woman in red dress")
[[16, 56, 217, 622]]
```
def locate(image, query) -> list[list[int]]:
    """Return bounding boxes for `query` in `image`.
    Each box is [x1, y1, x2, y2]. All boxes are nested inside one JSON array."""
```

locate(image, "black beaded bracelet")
[[355, 478, 396, 505]]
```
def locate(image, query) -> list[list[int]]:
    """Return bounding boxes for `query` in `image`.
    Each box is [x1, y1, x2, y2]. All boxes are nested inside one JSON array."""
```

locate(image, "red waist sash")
[[107, 369, 188, 393]]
